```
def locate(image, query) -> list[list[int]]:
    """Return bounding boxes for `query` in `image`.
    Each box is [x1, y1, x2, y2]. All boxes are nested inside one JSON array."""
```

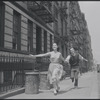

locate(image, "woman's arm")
[[29, 52, 51, 58], [60, 53, 65, 62]]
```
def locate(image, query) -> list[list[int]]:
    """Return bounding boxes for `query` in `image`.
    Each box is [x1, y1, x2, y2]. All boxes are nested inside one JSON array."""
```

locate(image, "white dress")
[[47, 52, 63, 84]]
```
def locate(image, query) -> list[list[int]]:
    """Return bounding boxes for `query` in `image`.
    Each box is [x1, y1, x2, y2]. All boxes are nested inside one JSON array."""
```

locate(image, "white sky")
[[79, 1, 100, 63]]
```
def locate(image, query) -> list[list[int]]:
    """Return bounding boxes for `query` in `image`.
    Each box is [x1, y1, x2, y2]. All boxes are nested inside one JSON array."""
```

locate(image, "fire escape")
[[27, 1, 55, 23]]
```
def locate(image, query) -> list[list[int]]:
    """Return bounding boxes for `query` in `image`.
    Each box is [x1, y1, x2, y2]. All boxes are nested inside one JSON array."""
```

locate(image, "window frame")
[[27, 20, 33, 53], [13, 10, 21, 50]]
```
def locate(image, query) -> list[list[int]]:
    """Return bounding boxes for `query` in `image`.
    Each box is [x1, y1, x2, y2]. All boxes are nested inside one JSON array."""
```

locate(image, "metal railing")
[[0, 55, 49, 94]]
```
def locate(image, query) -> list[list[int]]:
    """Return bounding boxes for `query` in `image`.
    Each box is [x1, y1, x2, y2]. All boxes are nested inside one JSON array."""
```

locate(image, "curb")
[[0, 87, 25, 99]]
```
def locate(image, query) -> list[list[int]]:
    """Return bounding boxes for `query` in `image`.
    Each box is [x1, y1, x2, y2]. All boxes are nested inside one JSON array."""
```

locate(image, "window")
[[50, 34, 52, 51], [61, 19, 63, 36], [55, 21, 58, 34], [65, 21, 67, 35], [55, 1, 58, 5], [13, 11, 21, 50], [36, 26, 42, 54], [33, 23, 36, 54], [44, 30, 47, 53], [62, 45, 64, 57], [54, 6, 58, 19], [0, 2, 4, 47], [28, 20, 33, 52]]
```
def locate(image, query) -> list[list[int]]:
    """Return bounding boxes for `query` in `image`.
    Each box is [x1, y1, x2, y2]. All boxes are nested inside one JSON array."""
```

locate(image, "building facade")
[[0, 1, 55, 55], [0, 1, 55, 94], [67, 1, 93, 72]]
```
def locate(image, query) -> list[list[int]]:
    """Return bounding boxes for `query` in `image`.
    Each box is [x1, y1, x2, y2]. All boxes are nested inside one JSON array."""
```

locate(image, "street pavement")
[[6, 71, 99, 99]]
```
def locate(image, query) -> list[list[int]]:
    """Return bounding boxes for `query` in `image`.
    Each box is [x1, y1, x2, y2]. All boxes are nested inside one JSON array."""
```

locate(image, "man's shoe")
[[74, 86, 78, 89]]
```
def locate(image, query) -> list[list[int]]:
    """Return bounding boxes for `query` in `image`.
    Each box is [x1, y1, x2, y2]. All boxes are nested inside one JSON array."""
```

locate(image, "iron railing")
[[0, 55, 49, 94]]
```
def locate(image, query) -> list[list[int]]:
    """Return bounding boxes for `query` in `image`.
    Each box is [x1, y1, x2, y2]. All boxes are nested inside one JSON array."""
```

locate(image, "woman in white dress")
[[29, 43, 64, 95]]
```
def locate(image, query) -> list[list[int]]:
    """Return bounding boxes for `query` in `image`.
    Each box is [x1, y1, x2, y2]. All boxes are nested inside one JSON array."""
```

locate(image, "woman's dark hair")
[[52, 42, 60, 51]]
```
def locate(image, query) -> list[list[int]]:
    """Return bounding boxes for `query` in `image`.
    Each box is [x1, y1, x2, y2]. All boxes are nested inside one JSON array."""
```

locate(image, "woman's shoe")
[[56, 87, 60, 92], [54, 89, 57, 95]]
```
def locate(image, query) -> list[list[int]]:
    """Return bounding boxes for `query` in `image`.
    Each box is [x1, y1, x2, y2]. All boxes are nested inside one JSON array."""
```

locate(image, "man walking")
[[65, 46, 88, 88]]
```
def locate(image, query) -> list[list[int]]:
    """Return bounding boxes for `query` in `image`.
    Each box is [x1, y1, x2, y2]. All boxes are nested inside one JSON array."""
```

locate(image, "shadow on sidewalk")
[[76, 86, 87, 89], [57, 86, 87, 95]]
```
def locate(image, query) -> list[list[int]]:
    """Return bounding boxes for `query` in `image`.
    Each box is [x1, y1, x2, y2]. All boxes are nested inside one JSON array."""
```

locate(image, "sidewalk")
[[6, 71, 99, 99]]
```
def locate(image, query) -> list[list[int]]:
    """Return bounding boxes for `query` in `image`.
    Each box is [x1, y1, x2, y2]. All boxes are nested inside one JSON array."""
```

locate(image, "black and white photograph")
[[0, 1, 100, 99]]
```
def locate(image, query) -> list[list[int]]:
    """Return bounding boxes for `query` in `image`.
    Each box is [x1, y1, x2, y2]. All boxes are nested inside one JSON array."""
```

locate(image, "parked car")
[[97, 64, 100, 73]]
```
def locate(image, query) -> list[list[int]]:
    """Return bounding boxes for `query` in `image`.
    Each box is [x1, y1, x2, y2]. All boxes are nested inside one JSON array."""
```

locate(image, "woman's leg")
[[56, 80, 60, 92], [52, 68, 60, 95], [52, 79, 58, 95]]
